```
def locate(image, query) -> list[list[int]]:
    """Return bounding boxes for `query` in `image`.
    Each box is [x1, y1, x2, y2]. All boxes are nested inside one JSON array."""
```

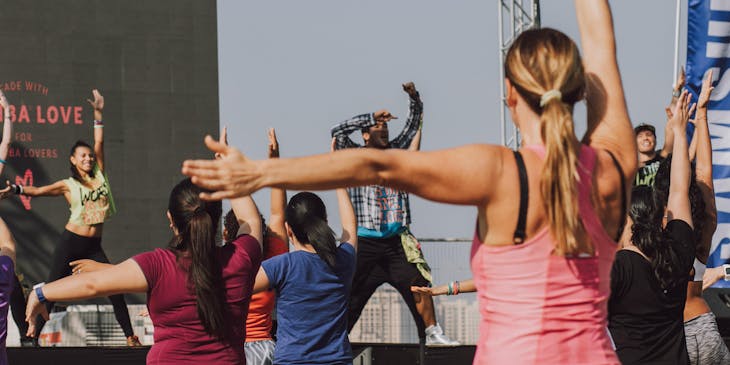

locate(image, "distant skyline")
[[217, 1, 682, 239]]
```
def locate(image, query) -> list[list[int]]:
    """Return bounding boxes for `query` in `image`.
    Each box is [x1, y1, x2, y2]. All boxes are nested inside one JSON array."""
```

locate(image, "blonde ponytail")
[[504, 28, 590, 256], [540, 99, 590, 255]]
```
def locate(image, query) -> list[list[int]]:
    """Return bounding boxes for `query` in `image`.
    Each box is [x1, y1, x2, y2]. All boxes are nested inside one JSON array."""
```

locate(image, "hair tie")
[[539, 89, 562, 107], [193, 206, 205, 215]]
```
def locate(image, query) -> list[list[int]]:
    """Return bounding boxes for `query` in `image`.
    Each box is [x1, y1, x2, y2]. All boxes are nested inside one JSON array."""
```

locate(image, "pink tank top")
[[470, 145, 619, 365]]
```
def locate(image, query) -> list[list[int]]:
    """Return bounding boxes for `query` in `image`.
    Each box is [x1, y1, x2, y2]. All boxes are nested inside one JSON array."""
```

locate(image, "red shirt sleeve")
[[132, 249, 165, 289]]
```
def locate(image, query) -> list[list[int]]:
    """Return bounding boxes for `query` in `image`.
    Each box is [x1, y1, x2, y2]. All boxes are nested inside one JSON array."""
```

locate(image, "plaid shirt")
[[330, 94, 423, 232]]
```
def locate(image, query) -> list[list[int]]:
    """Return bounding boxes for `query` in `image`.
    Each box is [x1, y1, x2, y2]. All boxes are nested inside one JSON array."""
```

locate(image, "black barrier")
[[0, 1, 219, 303]]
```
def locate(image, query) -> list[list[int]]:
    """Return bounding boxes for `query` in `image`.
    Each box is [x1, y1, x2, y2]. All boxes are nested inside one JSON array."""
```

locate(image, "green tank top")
[[63, 165, 116, 226]]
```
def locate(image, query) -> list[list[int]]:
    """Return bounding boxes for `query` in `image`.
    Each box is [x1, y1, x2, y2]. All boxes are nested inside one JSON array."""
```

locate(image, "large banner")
[[0, 1, 220, 301], [687, 0, 730, 286]]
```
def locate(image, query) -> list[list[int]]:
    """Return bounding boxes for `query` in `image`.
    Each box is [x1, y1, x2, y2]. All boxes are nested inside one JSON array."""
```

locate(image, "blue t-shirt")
[[262, 243, 356, 365]]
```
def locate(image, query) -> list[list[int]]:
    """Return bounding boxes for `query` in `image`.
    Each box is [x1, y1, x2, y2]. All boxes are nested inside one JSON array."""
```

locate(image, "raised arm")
[[0, 91, 13, 175], [267, 128, 287, 242], [87, 89, 105, 172], [390, 82, 423, 149], [336, 187, 356, 250], [660, 68, 685, 158], [331, 113, 375, 150], [183, 136, 503, 206], [576, 0, 636, 178], [693, 70, 716, 261], [665, 91, 694, 227]]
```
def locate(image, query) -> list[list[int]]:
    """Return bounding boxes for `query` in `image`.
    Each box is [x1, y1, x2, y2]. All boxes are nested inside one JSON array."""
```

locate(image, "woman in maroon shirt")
[[25, 177, 263, 365]]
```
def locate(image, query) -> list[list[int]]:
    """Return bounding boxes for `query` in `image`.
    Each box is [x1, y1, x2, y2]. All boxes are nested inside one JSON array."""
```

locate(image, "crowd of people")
[[0, 0, 725, 364]]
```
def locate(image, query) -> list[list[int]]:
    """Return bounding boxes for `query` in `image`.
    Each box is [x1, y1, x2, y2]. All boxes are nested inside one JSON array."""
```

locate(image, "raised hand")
[[402, 81, 419, 98], [215, 126, 228, 160], [0, 90, 9, 112], [86, 89, 104, 111], [373, 109, 397, 123], [670, 90, 696, 131], [268, 128, 280, 158], [674, 66, 686, 93], [183, 135, 257, 200], [697, 69, 715, 110]]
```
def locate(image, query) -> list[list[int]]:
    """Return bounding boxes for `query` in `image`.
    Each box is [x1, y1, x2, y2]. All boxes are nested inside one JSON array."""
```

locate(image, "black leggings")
[[35, 229, 133, 337], [348, 234, 429, 339], [10, 273, 28, 337]]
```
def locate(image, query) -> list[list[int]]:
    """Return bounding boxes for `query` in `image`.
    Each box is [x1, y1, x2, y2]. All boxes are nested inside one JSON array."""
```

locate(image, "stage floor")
[[9, 343, 476, 365]]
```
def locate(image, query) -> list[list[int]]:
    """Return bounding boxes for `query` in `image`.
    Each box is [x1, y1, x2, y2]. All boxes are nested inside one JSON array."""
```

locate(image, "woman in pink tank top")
[[182, 1, 636, 364]]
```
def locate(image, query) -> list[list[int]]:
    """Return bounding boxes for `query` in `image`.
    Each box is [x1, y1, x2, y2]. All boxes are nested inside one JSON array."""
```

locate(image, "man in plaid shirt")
[[332, 82, 458, 346]]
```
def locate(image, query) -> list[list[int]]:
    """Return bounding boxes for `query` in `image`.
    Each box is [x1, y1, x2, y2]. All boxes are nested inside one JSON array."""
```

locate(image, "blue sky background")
[[216, 1, 682, 239]]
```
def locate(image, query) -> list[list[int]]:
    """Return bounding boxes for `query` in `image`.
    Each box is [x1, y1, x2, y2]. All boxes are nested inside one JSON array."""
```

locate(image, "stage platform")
[[9, 343, 476, 365]]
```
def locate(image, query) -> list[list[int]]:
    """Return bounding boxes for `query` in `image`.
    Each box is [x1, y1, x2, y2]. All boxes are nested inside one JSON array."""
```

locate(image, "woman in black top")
[[608, 91, 695, 365]]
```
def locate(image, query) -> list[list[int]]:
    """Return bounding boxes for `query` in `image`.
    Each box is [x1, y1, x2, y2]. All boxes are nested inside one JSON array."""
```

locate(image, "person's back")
[[471, 145, 618, 364], [263, 242, 356, 364], [134, 234, 261, 364]]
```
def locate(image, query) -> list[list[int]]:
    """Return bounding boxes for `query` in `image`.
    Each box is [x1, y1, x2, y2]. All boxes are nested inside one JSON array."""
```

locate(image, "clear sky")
[[217, 1, 681, 239]]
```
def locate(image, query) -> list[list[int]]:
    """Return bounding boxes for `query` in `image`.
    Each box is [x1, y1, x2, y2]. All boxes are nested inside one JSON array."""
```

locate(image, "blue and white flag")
[[687, 0, 730, 286]]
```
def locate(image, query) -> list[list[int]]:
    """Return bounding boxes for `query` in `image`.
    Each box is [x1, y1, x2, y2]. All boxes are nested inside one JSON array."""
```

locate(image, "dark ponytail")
[[285, 192, 338, 270], [168, 179, 226, 339], [629, 185, 687, 290]]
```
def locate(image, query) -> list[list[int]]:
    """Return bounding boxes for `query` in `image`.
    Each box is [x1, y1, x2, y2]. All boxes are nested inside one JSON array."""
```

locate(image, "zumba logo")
[[15, 169, 32, 210]]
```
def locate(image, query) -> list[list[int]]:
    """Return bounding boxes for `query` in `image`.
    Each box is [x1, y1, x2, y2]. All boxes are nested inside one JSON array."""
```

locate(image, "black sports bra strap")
[[607, 151, 627, 241], [513, 151, 529, 244]]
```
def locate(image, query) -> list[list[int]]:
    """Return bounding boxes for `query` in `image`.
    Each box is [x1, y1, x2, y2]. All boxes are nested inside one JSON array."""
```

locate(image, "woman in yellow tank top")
[[0, 89, 139, 346]]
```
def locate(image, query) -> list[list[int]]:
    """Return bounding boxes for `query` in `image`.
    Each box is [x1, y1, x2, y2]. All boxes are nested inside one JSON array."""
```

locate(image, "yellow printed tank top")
[[63, 165, 116, 226]]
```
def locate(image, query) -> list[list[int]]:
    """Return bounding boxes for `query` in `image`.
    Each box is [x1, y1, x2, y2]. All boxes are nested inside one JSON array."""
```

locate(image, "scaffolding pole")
[[498, 0, 540, 149]]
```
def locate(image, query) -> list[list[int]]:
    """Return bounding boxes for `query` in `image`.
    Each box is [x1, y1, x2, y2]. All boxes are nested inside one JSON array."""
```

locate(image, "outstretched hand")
[[268, 128, 280, 158], [70, 259, 112, 274], [697, 69, 715, 110], [86, 89, 104, 111], [182, 135, 258, 200]]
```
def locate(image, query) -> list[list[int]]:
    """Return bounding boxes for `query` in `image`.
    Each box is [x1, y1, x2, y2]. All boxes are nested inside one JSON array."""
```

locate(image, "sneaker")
[[20, 336, 38, 347], [425, 323, 460, 346], [127, 335, 142, 347]]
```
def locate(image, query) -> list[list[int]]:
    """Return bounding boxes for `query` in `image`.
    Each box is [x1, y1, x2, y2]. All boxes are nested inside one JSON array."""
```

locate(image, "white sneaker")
[[425, 323, 460, 346]]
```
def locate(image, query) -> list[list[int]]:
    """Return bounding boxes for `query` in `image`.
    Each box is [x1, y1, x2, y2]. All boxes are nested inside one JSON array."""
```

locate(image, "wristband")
[[33, 282, 47, 303], [93, 120, 103, 126], [672, 89, 681, 98], [10, 184, 22, 195], [0, 158, 6, 165], [446, 282, 454, 296], [94, 125, 104, 129], [454, 280, 460, 295]]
